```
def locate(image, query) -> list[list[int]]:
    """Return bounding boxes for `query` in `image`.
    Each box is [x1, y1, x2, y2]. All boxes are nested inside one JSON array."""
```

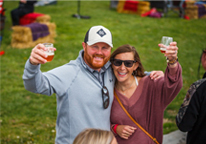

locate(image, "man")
[[23, 25, 163, 143], [176, 49, 206, 144]]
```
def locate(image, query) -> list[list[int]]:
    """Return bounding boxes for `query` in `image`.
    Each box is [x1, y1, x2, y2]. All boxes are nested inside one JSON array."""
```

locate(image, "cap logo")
[[97, 28, 106, 37]]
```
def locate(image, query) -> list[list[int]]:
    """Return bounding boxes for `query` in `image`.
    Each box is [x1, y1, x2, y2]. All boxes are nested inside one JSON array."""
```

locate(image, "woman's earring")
[[132, 70, 137, 75]]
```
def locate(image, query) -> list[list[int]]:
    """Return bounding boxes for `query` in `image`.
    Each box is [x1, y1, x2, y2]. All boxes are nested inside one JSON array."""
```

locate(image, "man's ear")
[[82, 42, 86, 51]]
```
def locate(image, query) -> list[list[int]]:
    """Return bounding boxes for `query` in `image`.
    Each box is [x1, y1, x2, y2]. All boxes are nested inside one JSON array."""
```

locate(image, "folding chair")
[[166, 0, 185, 18], [150, 0, 185, 18]]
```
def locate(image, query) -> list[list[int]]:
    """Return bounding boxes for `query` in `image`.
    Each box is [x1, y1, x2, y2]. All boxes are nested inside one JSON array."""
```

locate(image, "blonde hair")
[[73, 128, 114, 144]]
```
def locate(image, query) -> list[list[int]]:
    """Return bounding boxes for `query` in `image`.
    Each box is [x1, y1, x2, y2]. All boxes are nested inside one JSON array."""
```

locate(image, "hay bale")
[[185, 1, 198, 19], [201, 13, 206, 18], [185, 6, 198, 19], [11, 26, 33, 42], [36, 14, 51, 23], [117, 0, 150, 15], [11, 22, 56, 49], [185, 1, 206, 19]]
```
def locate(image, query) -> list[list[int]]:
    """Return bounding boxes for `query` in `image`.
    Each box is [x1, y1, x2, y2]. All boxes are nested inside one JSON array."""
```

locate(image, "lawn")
[[1, 1, 206, 143]]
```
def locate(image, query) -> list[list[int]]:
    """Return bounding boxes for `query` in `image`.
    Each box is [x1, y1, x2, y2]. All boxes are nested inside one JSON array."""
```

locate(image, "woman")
[[73, 128, 117, 144], [110, 43, 182, 144]]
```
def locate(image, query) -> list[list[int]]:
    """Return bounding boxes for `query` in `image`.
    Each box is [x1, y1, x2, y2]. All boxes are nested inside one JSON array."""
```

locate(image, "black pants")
[[10, 7, 33, 26]]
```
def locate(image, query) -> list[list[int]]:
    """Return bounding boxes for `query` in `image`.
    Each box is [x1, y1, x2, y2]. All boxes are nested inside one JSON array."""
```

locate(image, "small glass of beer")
[[43, 43, 54, 62], [160, 36, 173, 54]]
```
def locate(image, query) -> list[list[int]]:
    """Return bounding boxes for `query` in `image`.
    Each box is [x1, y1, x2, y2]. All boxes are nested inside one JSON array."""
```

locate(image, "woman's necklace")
[[116, 76, 135, 95]]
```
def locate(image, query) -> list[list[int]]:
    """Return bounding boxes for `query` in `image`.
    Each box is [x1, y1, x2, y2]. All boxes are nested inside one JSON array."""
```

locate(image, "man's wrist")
[[29, 59, 38, 65]]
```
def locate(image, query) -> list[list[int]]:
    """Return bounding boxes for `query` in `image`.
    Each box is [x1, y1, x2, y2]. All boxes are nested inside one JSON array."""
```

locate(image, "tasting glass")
[[160, 36, 173, 54], [43, 43, 54, 62]]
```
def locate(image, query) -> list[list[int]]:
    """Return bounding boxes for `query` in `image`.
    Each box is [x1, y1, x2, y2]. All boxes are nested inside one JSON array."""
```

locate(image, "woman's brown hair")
[[110, 44, 145, 77]]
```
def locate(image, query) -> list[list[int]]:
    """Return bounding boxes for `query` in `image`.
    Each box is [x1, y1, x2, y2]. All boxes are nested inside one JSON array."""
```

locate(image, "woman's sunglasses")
[[111, 59, 136, 68]]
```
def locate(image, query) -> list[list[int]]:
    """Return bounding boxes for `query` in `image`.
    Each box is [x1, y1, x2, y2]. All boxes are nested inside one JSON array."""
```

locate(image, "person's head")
[[73, 128, 117, 144], [198, 48, 206, 79], [82, 25, 113, 71], [201, 49, 206, 71], [110, 44, 145, 82]]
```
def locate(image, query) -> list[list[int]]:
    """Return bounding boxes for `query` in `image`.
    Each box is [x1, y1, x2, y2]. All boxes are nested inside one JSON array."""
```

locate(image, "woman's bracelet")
[[167, 57, 178, 65], [113, 124, 119, 134]]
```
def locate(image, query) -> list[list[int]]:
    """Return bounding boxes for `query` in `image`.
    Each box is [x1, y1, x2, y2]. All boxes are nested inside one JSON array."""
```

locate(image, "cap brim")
[[87, 40, 113, 48]]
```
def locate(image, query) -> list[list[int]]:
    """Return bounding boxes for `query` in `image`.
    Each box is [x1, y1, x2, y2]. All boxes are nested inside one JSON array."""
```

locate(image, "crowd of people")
[[22, 25, 205, 144]]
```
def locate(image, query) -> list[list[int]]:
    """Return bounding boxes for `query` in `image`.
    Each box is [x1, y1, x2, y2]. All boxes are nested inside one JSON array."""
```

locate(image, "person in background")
[[110, 43, 182, 144], [34, 0, 57, 7], [73, 128, 117, 144], [176, 48, 206, 144], [202, 49, 206, 78], [10, 0, 37, 26], [200, 49, 206, 78], [22, 25, 163, 143]]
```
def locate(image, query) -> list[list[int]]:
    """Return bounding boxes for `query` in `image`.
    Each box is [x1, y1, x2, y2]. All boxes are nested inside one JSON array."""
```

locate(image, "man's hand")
[[29, 43, 56, 65]]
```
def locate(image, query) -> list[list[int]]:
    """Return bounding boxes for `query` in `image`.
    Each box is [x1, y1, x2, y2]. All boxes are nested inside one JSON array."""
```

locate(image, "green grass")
[[1, 1, 206, 143]]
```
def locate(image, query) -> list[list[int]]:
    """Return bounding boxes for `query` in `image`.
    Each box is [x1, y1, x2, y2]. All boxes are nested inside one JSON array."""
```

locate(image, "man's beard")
[[84, 49, 110, 70]]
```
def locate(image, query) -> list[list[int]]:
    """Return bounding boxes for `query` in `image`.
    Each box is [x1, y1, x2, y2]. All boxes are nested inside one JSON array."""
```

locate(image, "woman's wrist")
[[113, 124, 119, 134], [167, 57, 178, 65]]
